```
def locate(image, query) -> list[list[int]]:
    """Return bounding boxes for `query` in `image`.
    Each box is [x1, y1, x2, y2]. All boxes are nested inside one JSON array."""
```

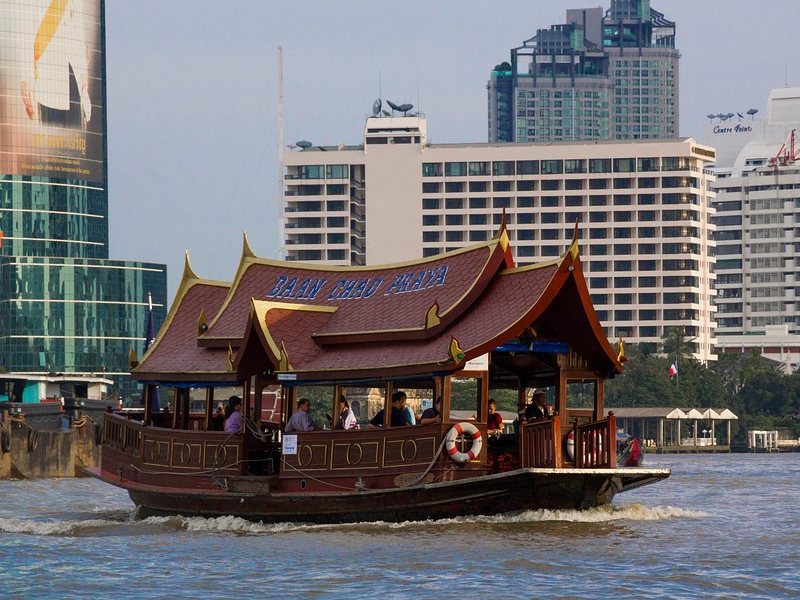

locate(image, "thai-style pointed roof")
[[133, 225, 621, 385], [134, 252, 232, 383]]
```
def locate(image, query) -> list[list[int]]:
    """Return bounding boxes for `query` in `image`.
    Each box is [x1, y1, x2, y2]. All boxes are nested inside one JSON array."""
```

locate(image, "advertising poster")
[[0, 0, 104, 183]]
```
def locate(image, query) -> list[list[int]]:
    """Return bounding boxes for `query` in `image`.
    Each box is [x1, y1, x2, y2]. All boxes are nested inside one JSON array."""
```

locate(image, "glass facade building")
[[0, 1, 167, 401], [488, 0, 678, 144]]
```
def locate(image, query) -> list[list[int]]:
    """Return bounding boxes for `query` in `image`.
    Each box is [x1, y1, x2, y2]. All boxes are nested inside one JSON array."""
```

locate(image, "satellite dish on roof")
[[296, 140, 312, 149], [399, 103, 413, 113], [381, 110, 391, 117], [372, 98, 381, 116], [706, 114, 716, 120], [716, 113, 725, 119], [386, 100, 401, 112], [726, 112, 734, 119], [747, 108, 758, 116]]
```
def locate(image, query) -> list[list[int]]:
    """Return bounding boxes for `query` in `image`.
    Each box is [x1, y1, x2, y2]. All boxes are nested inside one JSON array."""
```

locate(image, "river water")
[[1, 453, 798, 599]]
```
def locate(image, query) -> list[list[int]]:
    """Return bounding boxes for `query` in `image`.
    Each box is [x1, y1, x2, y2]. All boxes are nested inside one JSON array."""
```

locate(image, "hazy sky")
[[105, 1, 800, 298]]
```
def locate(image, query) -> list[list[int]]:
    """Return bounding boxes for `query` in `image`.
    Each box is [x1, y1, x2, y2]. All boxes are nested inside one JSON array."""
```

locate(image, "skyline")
[[105, 0, 800, 297]]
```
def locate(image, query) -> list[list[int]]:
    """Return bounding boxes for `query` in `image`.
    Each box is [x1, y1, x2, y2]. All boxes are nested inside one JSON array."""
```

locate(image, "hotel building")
[[282, 115, 717, 361], [705, 88, 800, 371], [0, 0, 167, 399], [488, 0, 678, 143]]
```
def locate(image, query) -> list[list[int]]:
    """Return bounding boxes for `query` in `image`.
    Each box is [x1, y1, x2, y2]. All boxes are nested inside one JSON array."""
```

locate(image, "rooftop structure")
[[488, 0, 678, 143]]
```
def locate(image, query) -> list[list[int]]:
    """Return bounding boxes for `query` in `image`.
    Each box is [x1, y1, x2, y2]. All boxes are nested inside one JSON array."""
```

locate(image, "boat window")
[[450, 378, 480, 421], [565, 379, 598, 419], [294, 386, 334, 429]]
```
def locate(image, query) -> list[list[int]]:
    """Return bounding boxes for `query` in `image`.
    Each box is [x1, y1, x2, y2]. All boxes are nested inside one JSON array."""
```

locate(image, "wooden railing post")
[[607, 412, 617, 468], [552, 418, 562, 468]]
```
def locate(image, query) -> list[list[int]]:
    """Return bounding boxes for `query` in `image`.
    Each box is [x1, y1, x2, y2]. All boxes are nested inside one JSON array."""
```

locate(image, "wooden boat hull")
[[85, 466, 669, 523]]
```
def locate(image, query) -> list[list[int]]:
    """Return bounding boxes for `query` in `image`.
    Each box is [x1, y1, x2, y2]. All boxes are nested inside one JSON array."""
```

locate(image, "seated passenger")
[[224, 396, 243, 433], [524, 389, 551, 422], [487, 399, 503, 435], [420, 397, 443, 425], [285, 398, 321, 433], [338, 398, 359, 430], [368, 391, 408, 428]]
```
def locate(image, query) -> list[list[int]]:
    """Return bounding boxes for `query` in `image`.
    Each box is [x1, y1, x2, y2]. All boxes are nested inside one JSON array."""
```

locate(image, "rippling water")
[[1, 454, 799, 599]]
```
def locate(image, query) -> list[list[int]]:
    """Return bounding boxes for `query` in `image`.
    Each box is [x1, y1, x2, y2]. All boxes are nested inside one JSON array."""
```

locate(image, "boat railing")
[[574, 413, 617, 468], [520, 417, 561, 468], [104, 413, 142, 458]]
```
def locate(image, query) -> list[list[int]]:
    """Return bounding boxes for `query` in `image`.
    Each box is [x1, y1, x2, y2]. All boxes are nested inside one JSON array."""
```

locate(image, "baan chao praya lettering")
[[266, 266, 448, 301]]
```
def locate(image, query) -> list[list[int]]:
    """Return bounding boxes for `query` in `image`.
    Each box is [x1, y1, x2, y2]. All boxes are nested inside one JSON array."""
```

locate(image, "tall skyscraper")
[[488, 0, 678, 143], [282, 114, 717, 361], [0, 0, 167, 400], [706, 88, 800, 371]]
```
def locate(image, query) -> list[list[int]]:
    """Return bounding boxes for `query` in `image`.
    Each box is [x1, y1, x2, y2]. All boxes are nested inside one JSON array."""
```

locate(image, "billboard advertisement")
[[0, 0, 104, 183]]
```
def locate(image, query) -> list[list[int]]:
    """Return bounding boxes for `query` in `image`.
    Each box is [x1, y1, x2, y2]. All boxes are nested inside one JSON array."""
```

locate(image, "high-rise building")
[[282, 114, 717, 361], [0, 0, 167, 399], [706, 88, 800, 371], [488, 0, 678, 144]]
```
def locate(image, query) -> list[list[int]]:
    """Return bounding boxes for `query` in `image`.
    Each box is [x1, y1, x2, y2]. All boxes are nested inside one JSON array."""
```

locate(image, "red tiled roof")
[[201, 235, 512, 346]]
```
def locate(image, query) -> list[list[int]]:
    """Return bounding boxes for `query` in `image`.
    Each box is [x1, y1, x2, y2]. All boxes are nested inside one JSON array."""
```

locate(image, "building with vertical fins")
[[0, 0, 167, 400], [705, 88, 800, 371], [488, 0, 678, 143]]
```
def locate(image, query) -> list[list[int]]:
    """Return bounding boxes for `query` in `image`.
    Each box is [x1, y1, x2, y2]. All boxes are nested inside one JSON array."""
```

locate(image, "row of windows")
[[422, 177, 697, 193], [421, 157, 691, 177], [421, 195, 700, 210]]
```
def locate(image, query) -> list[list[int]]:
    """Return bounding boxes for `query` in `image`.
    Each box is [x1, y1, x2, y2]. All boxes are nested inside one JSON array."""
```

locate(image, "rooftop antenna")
[[277, 46, 284, 260]]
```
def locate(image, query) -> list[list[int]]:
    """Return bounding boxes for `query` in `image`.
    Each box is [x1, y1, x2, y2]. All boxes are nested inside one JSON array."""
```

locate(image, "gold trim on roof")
[[197, 308, 208, 335], [425, 301, 441, 330]]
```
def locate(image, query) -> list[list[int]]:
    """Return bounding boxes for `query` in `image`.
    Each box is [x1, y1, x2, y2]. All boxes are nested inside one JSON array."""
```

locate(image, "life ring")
[[567, 430, 603, 463], [1, 430, 10, 453], [445, 422, 483, 463], [567, 430, 575, 461]]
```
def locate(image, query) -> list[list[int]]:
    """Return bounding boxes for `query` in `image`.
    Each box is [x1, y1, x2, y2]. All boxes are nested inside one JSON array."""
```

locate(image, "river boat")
[[616, 433, 644, 467], [86, 225, 669, 523]]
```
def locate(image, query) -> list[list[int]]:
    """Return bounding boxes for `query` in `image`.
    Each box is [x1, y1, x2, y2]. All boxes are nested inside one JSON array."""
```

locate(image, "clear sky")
[[105, 0, 800, 298]]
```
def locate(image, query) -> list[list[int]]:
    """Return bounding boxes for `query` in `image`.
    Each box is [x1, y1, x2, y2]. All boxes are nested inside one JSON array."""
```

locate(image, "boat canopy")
[[134, 224, 622, 387]]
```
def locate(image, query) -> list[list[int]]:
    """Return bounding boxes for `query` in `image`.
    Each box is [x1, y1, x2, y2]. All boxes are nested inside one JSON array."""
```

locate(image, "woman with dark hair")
[[339, 397, 358, 430], [224, 396, 243, 433]]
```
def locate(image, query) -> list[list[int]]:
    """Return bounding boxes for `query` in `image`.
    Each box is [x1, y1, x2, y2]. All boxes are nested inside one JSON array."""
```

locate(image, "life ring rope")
[[444, 422, 483, 463]]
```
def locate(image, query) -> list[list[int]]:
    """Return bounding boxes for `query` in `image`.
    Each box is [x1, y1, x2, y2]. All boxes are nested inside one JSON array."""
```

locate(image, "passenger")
[[524, 389, 551, 422], [420, 396, 443, 425], [285, 398, 321, 433], [224, 396, 243, 433], [398, 391, 416, 425], [368, 391, 408, 428], [487, 399, 503, 435], [338, 398, 359, 430]]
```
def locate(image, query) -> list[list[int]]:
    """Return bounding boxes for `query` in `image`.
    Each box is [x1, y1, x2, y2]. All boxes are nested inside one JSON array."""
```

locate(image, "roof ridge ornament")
[[182, 251, 199, 282], [493, 208, 515, 268], [198, 308, 208, 335], [226, 343, 234, 372], [448, 335, 465, 365], [425, 301, 441, 329], [242, 230, 256, 259], [278, 342, 292, 371], [568, 220, 580, 261]]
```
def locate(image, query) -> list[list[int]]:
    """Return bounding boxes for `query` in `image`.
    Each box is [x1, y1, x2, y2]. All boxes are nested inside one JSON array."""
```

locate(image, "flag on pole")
[[668, 362, 678, 377], [144, 292, 160, 412]]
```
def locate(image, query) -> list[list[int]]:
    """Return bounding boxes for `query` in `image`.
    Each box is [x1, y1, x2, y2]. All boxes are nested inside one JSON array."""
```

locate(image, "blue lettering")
[[363, 278, 382, 298], [267, 276, 287, 298], [350, 279, 369, 299], [337, 279, 358, 299], [328, 280, 346, 300], [428, 265, 447, 288], [305, 278, 326, 300], [409, 270, 427, 292], [293, 278, 311, 299], [421, 267, 440, 288], [280, 277, 298, 298], [384, 274, 404, 295]]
